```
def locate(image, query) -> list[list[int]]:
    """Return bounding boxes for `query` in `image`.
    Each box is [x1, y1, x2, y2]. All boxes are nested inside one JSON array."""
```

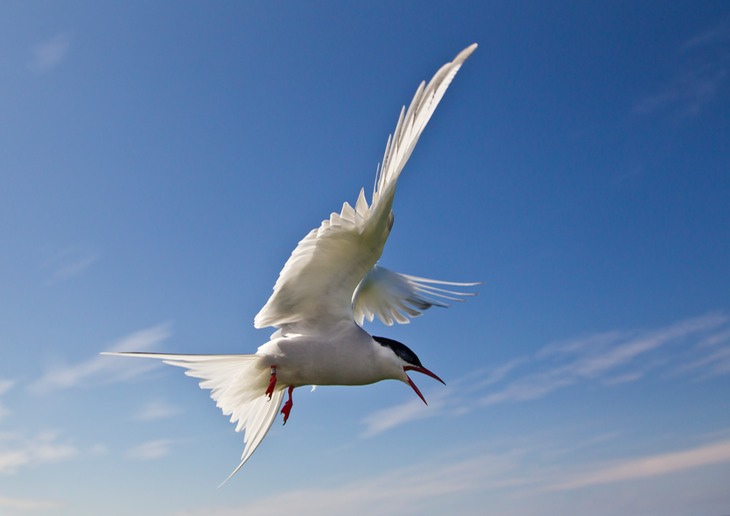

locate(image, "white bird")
[[104, 43, 479, 484]]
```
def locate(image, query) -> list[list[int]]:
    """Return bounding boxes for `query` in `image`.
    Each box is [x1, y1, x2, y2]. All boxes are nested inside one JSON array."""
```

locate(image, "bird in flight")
[[105, 43, 479, 484]]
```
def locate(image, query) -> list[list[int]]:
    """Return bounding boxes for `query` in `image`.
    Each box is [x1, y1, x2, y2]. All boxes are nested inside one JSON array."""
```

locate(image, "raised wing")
[[254, 44, 477, 331], [352, 265, 480, 326]]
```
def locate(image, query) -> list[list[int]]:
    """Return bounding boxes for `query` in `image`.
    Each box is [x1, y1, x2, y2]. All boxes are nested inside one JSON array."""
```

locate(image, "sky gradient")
[[1, 2, 729, 515]]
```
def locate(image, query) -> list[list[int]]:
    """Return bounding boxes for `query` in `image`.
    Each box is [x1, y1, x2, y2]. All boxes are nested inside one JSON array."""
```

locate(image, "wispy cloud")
[[681, 16, 730, 52], [0, 495, 63, 512], [634, 18, 729, 117], [134, 398, 181, 421], [676, 345, 730, 379], [480, 313, 729, 405], [43, 245, 101, 284], [633, 64, 727, 117], [27, 33, 70, 74], [547, 438, 730, 491], [173, 432, 730, 516], [546, 312, 713, 370], [481, 312, 728, 404], [175, 450, 521, 516], [362, 312, 729, 436], [0, 380, 14, 419], [362, 395, 442, 438], [0, 431, 77, 475], [360, 360, 526, 437], [30, 323, 172, 394], [0, 381, 14, 396], [127, 439, 177, 461], [698, 326, 730, 348]]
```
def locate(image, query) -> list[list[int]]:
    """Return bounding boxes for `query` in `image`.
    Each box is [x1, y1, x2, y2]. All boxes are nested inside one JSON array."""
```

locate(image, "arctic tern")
[[105, 43, 479, 483]]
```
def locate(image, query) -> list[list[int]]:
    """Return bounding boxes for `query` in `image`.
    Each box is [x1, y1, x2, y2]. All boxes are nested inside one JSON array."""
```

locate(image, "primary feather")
[[254, 43, 478, 332], [353, 265, 480, 326]]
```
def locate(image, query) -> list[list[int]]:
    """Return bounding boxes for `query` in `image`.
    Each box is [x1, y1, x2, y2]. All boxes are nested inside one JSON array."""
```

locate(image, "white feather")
[[352, 265, 480, 326], [102, 352, 284, 485], [254, 43, 478, 332]]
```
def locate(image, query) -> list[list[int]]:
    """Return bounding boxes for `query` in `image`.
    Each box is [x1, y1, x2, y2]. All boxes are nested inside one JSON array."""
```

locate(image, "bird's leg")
[[265, 365, 277, 400], [281, 386, 294, 425]]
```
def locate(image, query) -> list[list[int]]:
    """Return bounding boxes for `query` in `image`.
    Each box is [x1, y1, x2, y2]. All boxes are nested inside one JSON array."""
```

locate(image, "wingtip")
[[457, 43, 478, 62], [217, 464, 242, 489], [99, 351, 157, 358]]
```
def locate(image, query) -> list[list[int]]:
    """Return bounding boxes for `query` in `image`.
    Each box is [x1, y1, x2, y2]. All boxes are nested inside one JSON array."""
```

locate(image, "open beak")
[[403, 365, 446, 405]]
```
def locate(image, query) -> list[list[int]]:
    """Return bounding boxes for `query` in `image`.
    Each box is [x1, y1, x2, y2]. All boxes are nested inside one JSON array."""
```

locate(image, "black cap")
[[373, 336, 423, 367]]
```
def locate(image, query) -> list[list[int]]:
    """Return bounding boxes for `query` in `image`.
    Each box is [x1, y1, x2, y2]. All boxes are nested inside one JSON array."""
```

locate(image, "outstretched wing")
[[254, 43, 477, 332], [102, 352, 284, 485], [352, 265, 480, 326]]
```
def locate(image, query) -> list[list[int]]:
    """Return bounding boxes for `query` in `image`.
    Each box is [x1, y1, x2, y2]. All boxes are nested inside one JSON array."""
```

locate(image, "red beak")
[[403, 365, 446, 405]]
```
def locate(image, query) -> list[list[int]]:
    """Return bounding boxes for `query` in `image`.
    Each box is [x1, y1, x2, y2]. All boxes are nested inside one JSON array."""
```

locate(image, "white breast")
[[256, 323, 401, 387]]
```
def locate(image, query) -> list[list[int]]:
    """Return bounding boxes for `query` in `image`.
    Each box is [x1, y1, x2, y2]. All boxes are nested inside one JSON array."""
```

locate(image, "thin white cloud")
[[27, 33, 70, 74], [89, 444, 109, 457], [543, 431, 622, 460], [601, 371, 644, 385], [361, 312, 729, 435], [30, 323, 172, 394], [635, 18, 729, 118], [681, 16, 730, 52], [470, 358, 526, 388], [0, 381, 14, 396], [134, 398, 181, 421], [576, 313, 724, 375], [176, 431, 730, 515], [480, 312, 727, 407], [362, 396, 440, 438], [0, 431, 77, 475], [633, 65, 727, 117], [127, 439, 177, 461], [359, 361, 519, 437], [43, 245, 101, 284], [677, 345, 730, 379], [174, 451, 522, 516], [0, 495, 63, 511], [536, 330, 626, 359], [0, 380, 14, 419], [479, 372, 574, 406], [698, 327, 730, 347], [547, 438, 730, 491]]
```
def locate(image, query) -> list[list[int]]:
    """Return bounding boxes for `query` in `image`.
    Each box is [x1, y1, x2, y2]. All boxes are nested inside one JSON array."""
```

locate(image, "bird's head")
[[373, 335, 445, 405]]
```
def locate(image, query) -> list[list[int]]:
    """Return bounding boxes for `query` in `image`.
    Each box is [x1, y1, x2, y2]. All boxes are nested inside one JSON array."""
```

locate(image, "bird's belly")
[[259, 337, 386, 387]]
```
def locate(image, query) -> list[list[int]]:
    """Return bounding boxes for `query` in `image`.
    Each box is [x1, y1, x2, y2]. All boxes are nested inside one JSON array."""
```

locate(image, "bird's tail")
[[102, 351, 285, 485]]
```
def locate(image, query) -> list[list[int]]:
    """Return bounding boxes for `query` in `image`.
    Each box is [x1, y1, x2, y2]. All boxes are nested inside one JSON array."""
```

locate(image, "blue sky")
[[2, 1, 729, 514]]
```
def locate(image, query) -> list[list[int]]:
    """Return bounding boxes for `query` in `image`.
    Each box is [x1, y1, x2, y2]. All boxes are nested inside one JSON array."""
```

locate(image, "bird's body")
[[259, 324, 403, 387], [105, 43, 479, 483]]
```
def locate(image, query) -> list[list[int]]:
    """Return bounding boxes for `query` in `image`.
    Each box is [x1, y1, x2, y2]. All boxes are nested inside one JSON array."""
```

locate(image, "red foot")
[[281, 386, 294, 425], [265, 366, 277, 400]]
